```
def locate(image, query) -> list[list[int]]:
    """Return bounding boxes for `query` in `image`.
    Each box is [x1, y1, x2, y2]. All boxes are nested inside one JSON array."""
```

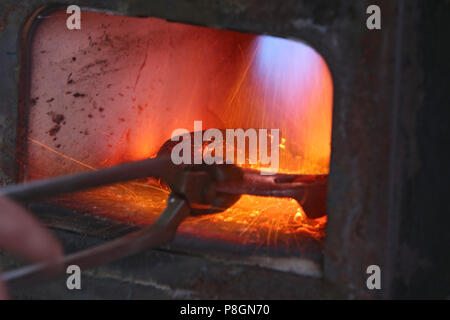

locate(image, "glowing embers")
[[48, 181, 327, 249], [197, 196, 327, 243]]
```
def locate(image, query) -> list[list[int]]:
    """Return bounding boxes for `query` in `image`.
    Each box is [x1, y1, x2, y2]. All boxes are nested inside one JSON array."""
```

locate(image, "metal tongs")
[[0, 155, 326, 291]]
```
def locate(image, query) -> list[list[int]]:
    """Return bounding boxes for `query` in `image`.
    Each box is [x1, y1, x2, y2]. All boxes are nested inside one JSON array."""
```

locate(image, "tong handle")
[[2, 194, 190, 290], [0, 156, 172, 203]]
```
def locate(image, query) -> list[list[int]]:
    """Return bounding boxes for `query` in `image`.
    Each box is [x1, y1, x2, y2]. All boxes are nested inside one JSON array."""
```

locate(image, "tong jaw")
[[166, 164, 243, 215]]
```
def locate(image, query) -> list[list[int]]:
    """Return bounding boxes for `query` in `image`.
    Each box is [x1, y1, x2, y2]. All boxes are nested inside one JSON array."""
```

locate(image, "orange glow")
[[49, 183, 327, 246], [25, 12, 333, 247]]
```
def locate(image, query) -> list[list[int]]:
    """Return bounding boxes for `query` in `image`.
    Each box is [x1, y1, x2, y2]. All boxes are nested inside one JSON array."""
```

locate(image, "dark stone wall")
[[389, 0, 450, 299]]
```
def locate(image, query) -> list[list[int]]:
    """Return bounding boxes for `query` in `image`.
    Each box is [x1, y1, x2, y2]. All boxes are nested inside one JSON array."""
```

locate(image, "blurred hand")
[[0, 196, 62, 299]]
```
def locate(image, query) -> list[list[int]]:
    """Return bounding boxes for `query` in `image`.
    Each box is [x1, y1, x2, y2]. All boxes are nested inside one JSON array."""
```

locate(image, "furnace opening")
[[21, 10, 333, 260]]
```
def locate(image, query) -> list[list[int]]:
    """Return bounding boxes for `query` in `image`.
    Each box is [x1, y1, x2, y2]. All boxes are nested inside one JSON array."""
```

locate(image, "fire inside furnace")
[[23, 11, 333, 250]]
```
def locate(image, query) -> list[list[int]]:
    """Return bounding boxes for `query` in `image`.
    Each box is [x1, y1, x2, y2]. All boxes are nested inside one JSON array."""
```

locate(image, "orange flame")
[[25, 12, 332, 247]]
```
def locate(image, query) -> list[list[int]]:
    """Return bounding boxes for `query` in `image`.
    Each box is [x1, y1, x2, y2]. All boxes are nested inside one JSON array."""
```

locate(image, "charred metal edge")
[[28, 202, 323, 277], [0, 228, 339, 299]]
